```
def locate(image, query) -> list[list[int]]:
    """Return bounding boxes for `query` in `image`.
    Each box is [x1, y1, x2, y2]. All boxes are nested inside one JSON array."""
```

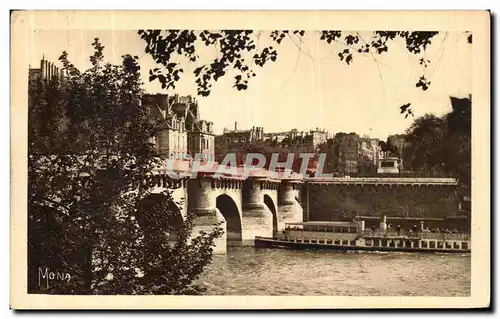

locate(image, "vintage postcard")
[[10, 10, 490, 309]]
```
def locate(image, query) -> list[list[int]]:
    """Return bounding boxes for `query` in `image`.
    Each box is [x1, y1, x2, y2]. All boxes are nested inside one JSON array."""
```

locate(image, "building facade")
[[144, 94, 215, 161], [217, 122, 265, 144], [264, 128, 328, 152], [329, 132, 361, 175], [29, 58, 66, 83]]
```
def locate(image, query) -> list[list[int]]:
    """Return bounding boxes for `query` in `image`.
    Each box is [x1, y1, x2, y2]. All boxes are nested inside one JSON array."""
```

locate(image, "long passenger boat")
[[254, 216, 471, 253]]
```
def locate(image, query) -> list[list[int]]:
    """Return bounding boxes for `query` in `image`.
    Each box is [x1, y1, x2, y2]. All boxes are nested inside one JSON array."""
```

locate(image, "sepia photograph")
[[10, 10, 490, 309]]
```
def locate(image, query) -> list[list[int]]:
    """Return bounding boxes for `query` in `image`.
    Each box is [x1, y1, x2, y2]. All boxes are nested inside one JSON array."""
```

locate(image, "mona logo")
[[38, 267, 71, 289]]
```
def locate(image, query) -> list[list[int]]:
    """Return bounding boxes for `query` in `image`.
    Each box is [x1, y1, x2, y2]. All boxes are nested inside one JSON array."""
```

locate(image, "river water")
[[199, 246, 470, 296]]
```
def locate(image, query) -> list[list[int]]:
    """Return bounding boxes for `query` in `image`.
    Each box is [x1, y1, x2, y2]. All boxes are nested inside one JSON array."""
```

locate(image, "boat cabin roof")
[[285, 221, 356, 227]]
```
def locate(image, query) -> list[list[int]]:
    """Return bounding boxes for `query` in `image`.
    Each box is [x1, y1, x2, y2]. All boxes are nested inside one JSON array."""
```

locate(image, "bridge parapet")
[[304, 177, 459, 186]]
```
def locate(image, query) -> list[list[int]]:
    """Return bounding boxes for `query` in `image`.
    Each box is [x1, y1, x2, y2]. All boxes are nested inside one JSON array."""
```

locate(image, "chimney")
[[234, 121, 238, 131], [44, 60, 48, 79], [40, 59, 45, 79]]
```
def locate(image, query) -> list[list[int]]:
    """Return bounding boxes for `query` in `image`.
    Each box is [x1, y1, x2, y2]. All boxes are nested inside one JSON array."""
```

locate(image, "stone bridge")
[[143, 162, 460, 253]]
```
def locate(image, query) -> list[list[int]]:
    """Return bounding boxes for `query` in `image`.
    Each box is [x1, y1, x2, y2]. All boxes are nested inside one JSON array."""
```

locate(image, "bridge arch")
[[263, 194, 278, 232], [216, 194, 242, 245]]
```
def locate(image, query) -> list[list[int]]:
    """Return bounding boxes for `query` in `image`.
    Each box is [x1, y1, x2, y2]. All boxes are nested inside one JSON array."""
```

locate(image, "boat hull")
[[254, 237, 471, 254]]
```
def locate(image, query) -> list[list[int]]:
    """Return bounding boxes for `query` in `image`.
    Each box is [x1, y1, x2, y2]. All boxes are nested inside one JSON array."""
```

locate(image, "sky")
[[27, 30, 472, 140]]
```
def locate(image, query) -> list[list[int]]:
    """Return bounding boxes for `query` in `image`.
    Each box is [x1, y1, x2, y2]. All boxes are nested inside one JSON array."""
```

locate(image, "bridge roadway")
[[303, 177, 459, 186], [153, 159, 459, 185]]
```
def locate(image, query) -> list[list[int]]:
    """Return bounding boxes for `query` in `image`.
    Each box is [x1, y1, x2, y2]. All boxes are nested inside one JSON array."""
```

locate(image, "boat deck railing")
[[362, 230, 470, 241]]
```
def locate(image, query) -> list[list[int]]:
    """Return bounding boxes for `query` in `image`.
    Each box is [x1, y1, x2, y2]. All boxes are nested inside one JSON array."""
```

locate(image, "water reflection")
[[199, 246, 471, 296]]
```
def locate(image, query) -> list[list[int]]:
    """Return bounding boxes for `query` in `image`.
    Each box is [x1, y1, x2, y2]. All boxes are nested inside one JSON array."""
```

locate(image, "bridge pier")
[[241, 177, 274, 243], [188, 177, 227, 254], [278, 179, 303, 231]]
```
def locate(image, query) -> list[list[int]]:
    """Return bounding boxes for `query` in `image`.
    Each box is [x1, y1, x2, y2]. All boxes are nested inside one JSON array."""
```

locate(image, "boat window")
[[319, 239, 325, 244], [312, 239, 318, 244], [413, 240, 419, 248], [429, 241, 436, 248], [342, 240, 348, 246], [421, 241, 428, 248], [437, 242, 444, 249], [350, 240, 356, 246], [405, 240, 412, 248], [389, 241, 396, 248], [334, 240, 340, 245], [373, 239, 380, 246], [365, 239, 372, 246], [453, 242, 460, 249], [381, 239, 387, 247], [461, 242, 468, 250], [326, 239, 333, 244], [445, 242, 452, 249]]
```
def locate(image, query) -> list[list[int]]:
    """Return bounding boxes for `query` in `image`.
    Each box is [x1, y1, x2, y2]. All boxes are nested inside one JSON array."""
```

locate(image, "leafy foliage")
[[28, 38, 223, 295], [138, 30, 465, 110], [404, 96, 471, 184]]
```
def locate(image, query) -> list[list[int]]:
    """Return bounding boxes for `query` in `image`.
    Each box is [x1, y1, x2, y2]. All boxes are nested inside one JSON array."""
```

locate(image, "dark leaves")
[[338, 48, 353, 65], [419, 58, 431, 68], [139, 30, 444, 109], [345, 34, 359, 45], [400, 103, 414, 118], [400, 31, 439, 54], [319, 30, 342, 44], [416, 76, 431, 91]]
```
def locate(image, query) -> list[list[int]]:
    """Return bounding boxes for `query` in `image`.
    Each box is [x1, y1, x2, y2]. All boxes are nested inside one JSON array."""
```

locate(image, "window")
[[373, 239, 380, 247], [381, 239, 388, 247], [429, 241, 436, 248], [445, 242, 452, 249], [453, 242, 460, 249], [334, 240, 341, 245], [405, 240, 412, 248], [342, 240, 348, 246], [461, 242, 469, 250], [365, 239, 372, 246], [326, 240, 333, 245], [421, 241, 428, 248], [350, 240, 356, 246], [437, 242, 444, 249]]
